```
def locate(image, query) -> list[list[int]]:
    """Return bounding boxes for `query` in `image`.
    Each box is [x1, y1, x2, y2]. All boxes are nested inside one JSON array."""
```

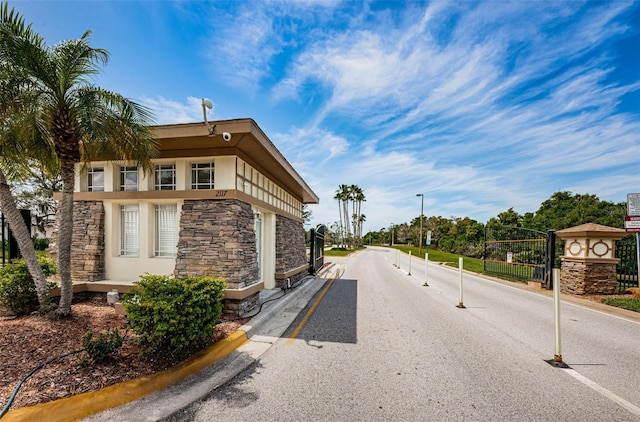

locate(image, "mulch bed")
[[0, 300, 248, 410]]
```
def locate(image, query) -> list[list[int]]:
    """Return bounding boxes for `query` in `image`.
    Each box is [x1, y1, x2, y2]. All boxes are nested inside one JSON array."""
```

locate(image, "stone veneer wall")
[[49, 201, 105, 282], [560, 260, 618, 295], [275, 214, 308, 288], [174, 199, 259, 314]]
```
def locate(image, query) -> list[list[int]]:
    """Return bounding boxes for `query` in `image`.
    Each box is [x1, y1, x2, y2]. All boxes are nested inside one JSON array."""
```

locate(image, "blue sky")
[[13, 1, 640, 232]]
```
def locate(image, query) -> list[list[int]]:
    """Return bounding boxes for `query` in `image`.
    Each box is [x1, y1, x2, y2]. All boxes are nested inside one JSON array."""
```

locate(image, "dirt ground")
[[0, 300, 248, 411]]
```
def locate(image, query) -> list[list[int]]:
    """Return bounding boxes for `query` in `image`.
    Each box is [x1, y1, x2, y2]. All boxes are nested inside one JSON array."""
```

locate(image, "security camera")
[[222, 132, 232, 142]]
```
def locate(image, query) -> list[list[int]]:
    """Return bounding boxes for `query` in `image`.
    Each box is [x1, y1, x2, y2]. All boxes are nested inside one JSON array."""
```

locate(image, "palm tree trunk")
[[336, 200, 343, 248], [55, 161, 75, 317], [0, 168, 51, 312]]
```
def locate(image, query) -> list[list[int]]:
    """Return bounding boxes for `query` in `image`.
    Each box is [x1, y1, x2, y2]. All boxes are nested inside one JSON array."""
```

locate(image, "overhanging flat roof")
[[145, 119, 318, 204]]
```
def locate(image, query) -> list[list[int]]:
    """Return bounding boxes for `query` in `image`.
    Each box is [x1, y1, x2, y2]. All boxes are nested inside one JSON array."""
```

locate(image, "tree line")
[[359, 191, 628, 258]]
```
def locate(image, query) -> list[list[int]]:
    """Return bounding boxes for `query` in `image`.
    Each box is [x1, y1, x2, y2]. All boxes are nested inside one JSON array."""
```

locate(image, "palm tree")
[[357, 214, 366, 246], [1, 11, 158, 316], [339, 184, 352, 246], [351, 185, 365, 245], [333, 189, 344, 247], [0, 3, 54, 312]]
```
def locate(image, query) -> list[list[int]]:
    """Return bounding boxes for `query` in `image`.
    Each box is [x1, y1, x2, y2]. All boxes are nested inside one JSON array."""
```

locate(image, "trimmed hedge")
[[123, 274, 226, 355], [0, 257, 57, 315]]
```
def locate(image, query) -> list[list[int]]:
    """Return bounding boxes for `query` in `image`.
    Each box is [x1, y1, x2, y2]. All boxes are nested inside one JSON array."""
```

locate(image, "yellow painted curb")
[[3, 330, 249, 422]]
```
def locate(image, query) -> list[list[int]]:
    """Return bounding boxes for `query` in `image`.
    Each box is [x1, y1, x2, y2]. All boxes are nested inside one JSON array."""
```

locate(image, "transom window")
[[191, 162, 214, 190], [87, 167, 104, 192], [155, 164, 176, 191], [120, 166, 138, 191]]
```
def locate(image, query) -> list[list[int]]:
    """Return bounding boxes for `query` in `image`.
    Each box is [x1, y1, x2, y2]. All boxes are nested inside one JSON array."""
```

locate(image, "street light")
[[390, 223, 394, 246], [416, 194, 424, 255]]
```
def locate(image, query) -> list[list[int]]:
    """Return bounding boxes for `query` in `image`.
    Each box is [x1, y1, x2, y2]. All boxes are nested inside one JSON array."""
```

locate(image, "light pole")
[[391, 223, 394, 246], [416, 193, 424, 255]]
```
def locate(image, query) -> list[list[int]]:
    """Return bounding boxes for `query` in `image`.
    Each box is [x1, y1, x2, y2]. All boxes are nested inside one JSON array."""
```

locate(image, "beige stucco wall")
[[103, 200, 180, 281]]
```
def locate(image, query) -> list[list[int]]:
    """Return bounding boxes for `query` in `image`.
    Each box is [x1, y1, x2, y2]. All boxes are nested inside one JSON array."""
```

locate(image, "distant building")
[[50, 119, 319, 313]]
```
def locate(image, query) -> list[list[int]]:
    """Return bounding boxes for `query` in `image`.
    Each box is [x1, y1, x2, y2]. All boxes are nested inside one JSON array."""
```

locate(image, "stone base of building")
[[275, 264, 310, 289], [223, 292, 260, 316], [560, 260, 618, 295]]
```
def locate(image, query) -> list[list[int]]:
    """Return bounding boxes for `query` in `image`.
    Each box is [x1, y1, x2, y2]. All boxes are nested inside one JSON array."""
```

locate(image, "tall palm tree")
[[0, 3, 54, 312], [350, 185, 365, 245], [358, 214, 366, 246], [333, 189, 344, 247], [2, 11, 159, 316], [336, 184, 351, 247]]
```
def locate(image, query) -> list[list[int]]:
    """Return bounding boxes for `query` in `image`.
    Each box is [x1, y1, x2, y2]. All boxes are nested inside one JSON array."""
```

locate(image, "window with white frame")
[[120, 205, 139, 256], [120, 166, 138, 191], [87, 167, 104, 192], [191, 162, 215, 190], [155, 204, 177, 257], [154, 164, 176, 190]]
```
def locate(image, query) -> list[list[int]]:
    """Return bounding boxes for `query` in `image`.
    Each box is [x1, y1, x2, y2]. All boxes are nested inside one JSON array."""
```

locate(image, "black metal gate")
[[616, 235, 638, 291], [309, 224, 326, 274], [484, 226, 559, 289]]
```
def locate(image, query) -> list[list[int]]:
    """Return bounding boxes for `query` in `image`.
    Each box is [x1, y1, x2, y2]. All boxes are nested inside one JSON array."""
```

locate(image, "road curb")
[[3, 277, 327, 422], [2, 331, 249, 422]]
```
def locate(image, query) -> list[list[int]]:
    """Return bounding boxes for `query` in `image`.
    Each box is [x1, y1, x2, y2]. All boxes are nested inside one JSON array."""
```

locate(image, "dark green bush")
[[82, 328, 124, 364], [123, 274, 227, 355], [32, 236, 50, 251], [0, 257, 57, 315]]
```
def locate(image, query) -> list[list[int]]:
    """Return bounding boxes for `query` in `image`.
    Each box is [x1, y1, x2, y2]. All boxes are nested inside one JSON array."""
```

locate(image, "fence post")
[[545, 230, 556, 290], [636, 234, 640, 288]]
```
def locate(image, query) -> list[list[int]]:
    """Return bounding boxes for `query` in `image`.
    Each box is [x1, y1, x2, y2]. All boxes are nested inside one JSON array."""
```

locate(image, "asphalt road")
[[168, 246, 640, 421]]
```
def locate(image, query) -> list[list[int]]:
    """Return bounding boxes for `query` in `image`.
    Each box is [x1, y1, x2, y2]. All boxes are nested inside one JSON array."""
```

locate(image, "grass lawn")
[[386, 245, 484, 273], [324, 246, 366, 257], [600, 297, 640, 313]]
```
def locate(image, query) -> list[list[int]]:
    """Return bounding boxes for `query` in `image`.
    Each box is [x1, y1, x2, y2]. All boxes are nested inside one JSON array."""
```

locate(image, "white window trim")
[[154, 164, 176, 191], [191, 161, 215, 190], [120, 166, 139, 191], [154, 204, 177, 257], [120, 204, 139, 256]]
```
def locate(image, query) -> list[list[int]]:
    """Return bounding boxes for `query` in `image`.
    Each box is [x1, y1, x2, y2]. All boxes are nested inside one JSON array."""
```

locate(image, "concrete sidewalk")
[[3, 267, 335, 422]]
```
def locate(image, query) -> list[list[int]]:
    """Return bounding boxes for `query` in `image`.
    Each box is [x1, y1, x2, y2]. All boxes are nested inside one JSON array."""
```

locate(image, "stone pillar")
[[174, 199, 259, 314], [275, 214, 308, 288], [556, 223, 627, 295], [175, 199, 259, 287], [49, 201, 105, 282]]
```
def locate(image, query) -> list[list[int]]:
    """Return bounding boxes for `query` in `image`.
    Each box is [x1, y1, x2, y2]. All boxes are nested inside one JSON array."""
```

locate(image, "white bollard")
[[424, 253, 429, 286], [553, 268, 563, 363], [408, 251, 412, 275], [456, 257, 465, 308]]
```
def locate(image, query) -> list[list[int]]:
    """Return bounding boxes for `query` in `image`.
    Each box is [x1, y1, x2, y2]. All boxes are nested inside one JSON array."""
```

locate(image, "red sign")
[[625, 216, 640, 233]]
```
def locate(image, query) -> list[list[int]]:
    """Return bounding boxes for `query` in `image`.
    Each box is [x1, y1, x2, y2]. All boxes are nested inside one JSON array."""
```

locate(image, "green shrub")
[[0, 257, 57, 315], [82, 328, 124, 364], [123, 274, 227, 355], [32, 236, 50, 251]]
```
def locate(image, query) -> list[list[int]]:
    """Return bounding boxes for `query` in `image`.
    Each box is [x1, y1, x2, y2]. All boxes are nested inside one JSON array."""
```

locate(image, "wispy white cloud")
[[271, 1, 639, 229], [141, 96, 205, 125]]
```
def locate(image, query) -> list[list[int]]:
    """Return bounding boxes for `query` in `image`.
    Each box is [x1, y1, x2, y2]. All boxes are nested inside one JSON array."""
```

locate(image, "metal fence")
[[616, 235, 638, 291], [309, 224, 325, 274], [485, 226, 552, 284]]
